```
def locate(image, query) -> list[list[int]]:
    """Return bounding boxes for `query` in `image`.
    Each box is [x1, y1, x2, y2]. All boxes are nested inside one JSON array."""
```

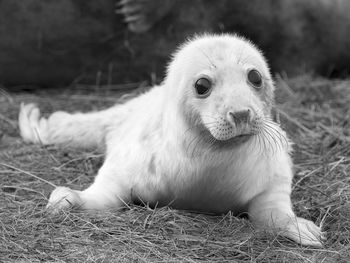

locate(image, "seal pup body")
[[19, 34, 325, 247]]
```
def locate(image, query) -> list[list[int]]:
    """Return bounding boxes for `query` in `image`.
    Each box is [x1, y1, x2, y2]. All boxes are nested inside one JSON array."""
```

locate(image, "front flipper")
[[283, 216, 325, 247], [46, 158, 129, 214], [47, 187, 83, 213], [248, 189, 325, 247]]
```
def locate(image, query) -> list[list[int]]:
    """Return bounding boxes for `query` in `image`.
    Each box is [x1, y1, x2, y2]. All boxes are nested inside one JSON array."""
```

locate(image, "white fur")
[[19, 34, 325, 247]]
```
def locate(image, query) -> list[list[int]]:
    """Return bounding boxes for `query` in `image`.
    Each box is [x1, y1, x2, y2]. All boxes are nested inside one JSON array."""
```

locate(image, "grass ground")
[[1, 75, 350, 262]]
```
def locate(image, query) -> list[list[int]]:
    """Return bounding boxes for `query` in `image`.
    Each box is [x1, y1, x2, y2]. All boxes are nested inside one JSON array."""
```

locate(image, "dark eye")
[[194, 78, 212, 97], [247, 69, 262, 89]]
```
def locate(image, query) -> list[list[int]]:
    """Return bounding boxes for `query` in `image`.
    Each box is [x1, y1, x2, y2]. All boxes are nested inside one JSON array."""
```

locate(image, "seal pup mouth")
[[201, 111, 260, 145], [187, 119, 256, 151], [210, 131, 255, 149]]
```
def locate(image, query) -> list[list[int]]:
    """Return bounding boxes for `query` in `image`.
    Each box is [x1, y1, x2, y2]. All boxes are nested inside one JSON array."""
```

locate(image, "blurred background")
[[0, 0, 349, 88]]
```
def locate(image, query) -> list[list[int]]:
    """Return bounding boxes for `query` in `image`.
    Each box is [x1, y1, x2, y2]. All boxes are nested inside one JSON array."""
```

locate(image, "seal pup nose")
[[228, 109, 251, 125]]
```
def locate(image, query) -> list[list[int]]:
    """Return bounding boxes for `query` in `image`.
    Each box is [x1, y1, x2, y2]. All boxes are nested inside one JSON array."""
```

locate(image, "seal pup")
[[19, 34, 325, 247]]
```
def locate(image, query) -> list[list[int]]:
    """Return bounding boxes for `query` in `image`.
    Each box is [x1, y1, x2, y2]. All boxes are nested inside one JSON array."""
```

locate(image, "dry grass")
[[1, 76, 350, 262]]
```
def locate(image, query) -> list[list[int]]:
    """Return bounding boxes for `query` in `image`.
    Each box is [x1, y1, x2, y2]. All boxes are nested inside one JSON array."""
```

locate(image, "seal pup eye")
[[247, 69, 263, 89], [194, 78, 212, 97]]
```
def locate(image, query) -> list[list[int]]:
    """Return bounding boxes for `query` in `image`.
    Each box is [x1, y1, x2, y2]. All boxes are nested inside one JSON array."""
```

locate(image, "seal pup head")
[[164, 34, 285, 150]]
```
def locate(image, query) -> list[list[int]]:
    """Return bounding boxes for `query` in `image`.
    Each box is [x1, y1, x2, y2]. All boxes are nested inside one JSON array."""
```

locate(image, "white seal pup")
[[19, 34, 325, 247]]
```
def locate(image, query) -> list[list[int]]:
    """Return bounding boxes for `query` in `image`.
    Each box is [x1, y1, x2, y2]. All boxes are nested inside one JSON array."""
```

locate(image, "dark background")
[[1, 0, 349, 87]]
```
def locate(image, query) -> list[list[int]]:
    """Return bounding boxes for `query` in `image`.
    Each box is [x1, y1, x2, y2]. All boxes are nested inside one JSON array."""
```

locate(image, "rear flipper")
[[19, 103, 115, 149]]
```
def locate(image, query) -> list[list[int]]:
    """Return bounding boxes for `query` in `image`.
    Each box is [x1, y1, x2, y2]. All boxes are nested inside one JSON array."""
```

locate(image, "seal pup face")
[[165, 34, 282, 149]]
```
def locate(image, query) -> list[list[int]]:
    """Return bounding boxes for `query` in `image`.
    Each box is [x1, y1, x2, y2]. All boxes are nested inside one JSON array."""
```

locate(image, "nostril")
[[228, 109, 251, 124]]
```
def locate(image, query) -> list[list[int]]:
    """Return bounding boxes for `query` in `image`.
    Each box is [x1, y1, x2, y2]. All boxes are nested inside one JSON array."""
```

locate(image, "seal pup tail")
[[18, 103, 117, 149]]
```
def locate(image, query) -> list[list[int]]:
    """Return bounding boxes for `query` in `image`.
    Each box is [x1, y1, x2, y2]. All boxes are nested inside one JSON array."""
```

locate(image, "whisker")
[[267, 125, 286, 151], [202, 115, 220, 120], [259, 131, 269, 157], [186, 129, 212, 158], [263, 120, 289, 148], [263, 126, 280, 154], [250, 134, 259, 156], [257, 133, 265, 157], [264, 130, 275, 156], [255, 133, 264, 157], [196, 47, 216, 69], [186, 132, 203, 157], [236, 45, 246, 65]]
